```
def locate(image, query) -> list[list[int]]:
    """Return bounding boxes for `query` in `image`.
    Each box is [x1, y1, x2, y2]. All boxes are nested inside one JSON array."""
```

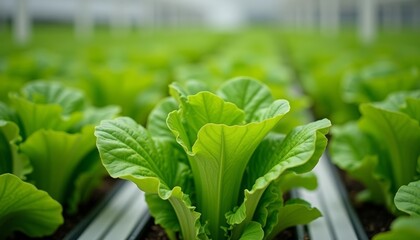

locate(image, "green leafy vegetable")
[[394, 180, 420, 217], [330, 90, 420, 213], [373, 180, 420, 240], [343, 61, 420, 105], [0, 81, 119, 238], [373, 216, 420, 240], [96, 78, 330, 239], [0, 173, 63, 238], [20, 126, 97, 205]]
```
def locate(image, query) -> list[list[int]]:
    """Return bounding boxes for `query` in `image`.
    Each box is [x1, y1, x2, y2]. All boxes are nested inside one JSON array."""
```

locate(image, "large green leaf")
[[95, 117, 204, 239], [330, 122, 373, 171], [10, 94, 82, 138], [7, 81, 101, 137], [168, 91, 290, 239], [359, 103, 420, 194], [227, 119, 330, 239], [21, 81, 85, 115], [0, 173, 63, 238], [96, 117, 175, 189], [20, 126, 96, 205], [217, 77, 273, 122], [168, 92, 246, 153], [394, 180, 420, 216], [330, 122, 391, 205]]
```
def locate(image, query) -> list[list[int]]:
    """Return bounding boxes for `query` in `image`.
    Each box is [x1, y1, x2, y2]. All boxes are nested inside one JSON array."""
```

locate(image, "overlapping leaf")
[[227, 119, 330, 239], [96, 78, 329, 240], [167, 89, 290, 239], [0, 173, 63, 238], [95, 117, 204, 239]]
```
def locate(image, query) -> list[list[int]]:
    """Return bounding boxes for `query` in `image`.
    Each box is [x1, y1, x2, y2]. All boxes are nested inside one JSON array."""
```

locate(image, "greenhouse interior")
[[1, 0, 420, 239]]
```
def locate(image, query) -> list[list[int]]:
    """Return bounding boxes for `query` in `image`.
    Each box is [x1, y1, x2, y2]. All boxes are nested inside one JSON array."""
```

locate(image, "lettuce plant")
[[343, 61, 420, 105], [95, 78, 331, 239], [0, 115, 63, 237], [330, 90, 420, 214], [0, 81, 119, 238], [373, 180, 420, 239]]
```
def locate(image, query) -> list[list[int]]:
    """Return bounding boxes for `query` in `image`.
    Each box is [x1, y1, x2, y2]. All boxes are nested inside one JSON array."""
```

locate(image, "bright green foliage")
[[343, 61, 420, 105], [96, 78, 330, 239], [0, 81, 120, 238], [373, 216, 420, 240], [0, 173, 63, 239], [78, 67, 167, 125], [394, 180, 420, 216], [20, 126, 97, 205], [373, 180, 420, 240], [330, 90, 420, 214]]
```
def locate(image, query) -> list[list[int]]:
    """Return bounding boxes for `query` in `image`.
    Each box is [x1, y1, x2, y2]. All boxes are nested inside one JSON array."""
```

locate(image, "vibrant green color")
[[373, 180, 420, 240], [0, 81, 119, 238], [330, 90, 420, 213], [343, 61, 420, 105], [0, 173, 63, 238], [96, 78, 330, 239], [373, 216, 420, 240], [0, 119, 62, 238], [0, 110, 63, 237], [394, 180, 420, 216]]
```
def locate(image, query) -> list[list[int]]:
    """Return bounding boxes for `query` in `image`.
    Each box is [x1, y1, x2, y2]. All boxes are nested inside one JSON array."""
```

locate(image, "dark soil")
[[140, 224, 170, 240], [140, 222, 303, 240], [337, 168, 395, 239]]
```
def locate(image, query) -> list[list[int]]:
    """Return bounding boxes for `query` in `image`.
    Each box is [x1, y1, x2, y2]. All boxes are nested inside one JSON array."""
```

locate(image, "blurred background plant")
[[0, 0, 419, 238]]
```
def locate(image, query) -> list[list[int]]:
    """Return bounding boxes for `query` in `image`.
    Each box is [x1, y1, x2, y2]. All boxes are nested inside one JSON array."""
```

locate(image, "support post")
[[74, 0, 93, 40], [14, 0, 31, 46], [358, 0, 377, 45], [319, 0, 340, 35]]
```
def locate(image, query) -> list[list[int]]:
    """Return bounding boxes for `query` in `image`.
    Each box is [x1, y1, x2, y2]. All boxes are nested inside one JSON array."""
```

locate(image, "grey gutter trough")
[[65, 158, 368, 240]]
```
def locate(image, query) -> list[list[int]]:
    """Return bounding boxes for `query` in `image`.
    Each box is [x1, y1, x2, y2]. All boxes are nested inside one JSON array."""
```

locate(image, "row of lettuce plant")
[[0, 81, 119, 238], [330, 90, 420, 239], [5, 27, 418, 238], [0, 28, 326, 239], [283, 32, 420, 238], [95, 77, 331, 239], [174, 31, 312, 133], [96, 31, 330, 239], [87, 31, 328, 239], [284, 32, 420, 124], [0, 27, 225, 125]]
